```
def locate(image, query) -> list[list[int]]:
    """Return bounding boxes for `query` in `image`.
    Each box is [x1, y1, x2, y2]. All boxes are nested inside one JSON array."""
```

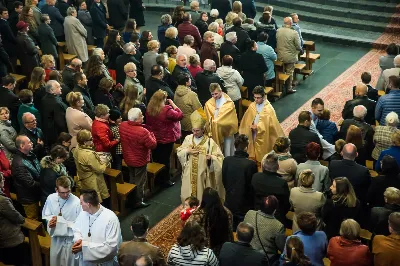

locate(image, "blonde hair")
[[28, 67, 45, 92], [298, 169, 315, 188], [203, 31, 213, 40], [98, 77, 113, 92], [77, 129, 92, 145], [165, 27, 178, 39], [384, 187, 400, 205], [119, 84, 143, 119], [232, 1, 243, 13], [225, 12, 238, 25], [332, 177, 357, 207], [146, 90, 167, 117], [95, 104, 110, 117], [392, 131, 400, 146], [124, 62, 136, 73], [66, 91, 82, 107], [215, 18, 223, 26], [340, 219, 360, 240], [41, 54, 55, 68], [147, 40, 160, 50], [0, 107, 10, 114]]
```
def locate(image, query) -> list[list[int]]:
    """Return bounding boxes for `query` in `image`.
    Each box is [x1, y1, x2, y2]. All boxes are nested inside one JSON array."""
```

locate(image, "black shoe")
[[287, 89, 297, 94], [161, 180, 175, 188], [134, 202, 150, 209]]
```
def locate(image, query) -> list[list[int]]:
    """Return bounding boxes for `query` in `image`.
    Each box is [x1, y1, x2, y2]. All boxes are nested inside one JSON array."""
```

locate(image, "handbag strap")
[[255, 212, 270, 265]]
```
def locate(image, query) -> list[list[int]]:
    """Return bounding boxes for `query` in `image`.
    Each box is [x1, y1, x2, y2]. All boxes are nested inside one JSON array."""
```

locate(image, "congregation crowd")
[[0, 0, 399, 265]]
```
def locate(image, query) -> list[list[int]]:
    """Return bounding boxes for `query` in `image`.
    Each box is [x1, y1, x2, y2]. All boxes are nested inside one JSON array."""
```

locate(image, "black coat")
[[92, 89, 117, 110], [160, 37, 180, 53], [239, 50, 267, 95], [342, 95, 376, 125], [87, 73, 105, 99], [145, 76, 174, 101], [242, 0, 257, 19], [366, 174, 400, 208], [20, 126, 46, 160], [73, 85, 95, 119], [222, 150, 258, 216], [219, 242, 265, 266], [40, 4, 64, 37], [195, 70, 226, 105], [61, 66, 76, 89], [15, 32, 40, 77], [55, 1, 70, 17], [0, 86, 21, 131], [107, 0, 129, 30], [0, 18, 17, 57], [353, 84, 379, 102], [220, 41, 241, 69], [226, 25, 251, 53], [89, 2, 107, 39], [0, 43, 10, 78], [40, 93, 68, 146], [129, 0, 145, 26], [195, 19, 208, 38], [38, 23, 58, 59], [370, 203, 400, 236], [8, 11, 18, 36], [115, 53, 142, 85], [211, 0, 231, 22], [105, 43, 124, 70], [172, 65, 196, 91], [288, 125, 321, 164], [33, 85, 46, 115], [251, 170, 290, 225], [329, 159, 371, 204], [11, 150, 41, 204]]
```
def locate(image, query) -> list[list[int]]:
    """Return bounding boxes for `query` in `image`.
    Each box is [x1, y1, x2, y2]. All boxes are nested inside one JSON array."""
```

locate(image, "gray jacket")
[[0, 120, 17, 160], [78, 10, 94, 45], [0, 191, 25, 248], [296, 160, 330, 193], [142, 51, 159, 81]]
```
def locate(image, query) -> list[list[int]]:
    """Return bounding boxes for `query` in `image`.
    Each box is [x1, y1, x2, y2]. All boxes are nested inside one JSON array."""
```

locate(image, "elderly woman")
[[92, 77, 116, 109], [48, 70, 71, 105], [224, 12, 239, 33], [376, 43, 399, 90], [188, 187, 234, 256], [64, 7, 88, 63], [123, 62, 145, 97], [65, 91, 93, 150], [208, 22, 224, 49], [0, 107, 17, 160], [367, 155, 400, 208], [38, 14, 58, 60], [17, 89, 41, 130], [167, 221, 219, 266], [272, 137, 297, 189], [77, 1, 94, 45], [195, 12, 209, 38], [376, 131, 400, 171], [327, 219, 372, 266], [187, 54, 203, 79], [177, 35, 196, 59], [370, 187, 400, 236], [290, 169, 326, 233], [373, 112, 400, 160], [158, 14, 173, 43], [216, 55, 243, 113], [173, 73, 202, 134], [73, 129, 110, 205], [160, 27, 179, 53], [41, 54, 56, 81], [120, 84, 146, 121], [243, 195, 285, 260], [322, 177, 360, 240], [142, 40, 160, 80], [91, 104, 119, 153], [146, 90, 183, 186], [39, 145, 69, 206], [200, 31, 219, 68], [20, 5, 39, 44], [296, 142, 330, 193], [166, 45, 178, 73]]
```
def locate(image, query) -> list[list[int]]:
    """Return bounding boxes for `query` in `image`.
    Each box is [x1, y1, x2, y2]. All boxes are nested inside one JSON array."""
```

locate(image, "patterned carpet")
[[146, 6, 400, 258]]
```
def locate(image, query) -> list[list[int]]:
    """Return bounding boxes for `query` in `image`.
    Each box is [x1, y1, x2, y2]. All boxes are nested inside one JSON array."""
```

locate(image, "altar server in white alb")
[[72, 189, 122, 266], [42, 176, 82, 266]]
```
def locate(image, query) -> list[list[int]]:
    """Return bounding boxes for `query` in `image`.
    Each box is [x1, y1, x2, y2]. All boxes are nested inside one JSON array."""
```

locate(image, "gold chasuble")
[[177, 135, 225, 203], [204, 93, 238, 148], [239, 100, 285, 162]]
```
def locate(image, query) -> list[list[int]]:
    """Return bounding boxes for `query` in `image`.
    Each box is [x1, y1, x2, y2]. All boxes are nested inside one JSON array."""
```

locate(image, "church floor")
[[119, 11, 371, 241]]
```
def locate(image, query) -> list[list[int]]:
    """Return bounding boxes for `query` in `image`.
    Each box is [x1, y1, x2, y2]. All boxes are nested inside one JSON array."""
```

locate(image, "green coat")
[[17, 103, 41, 130]]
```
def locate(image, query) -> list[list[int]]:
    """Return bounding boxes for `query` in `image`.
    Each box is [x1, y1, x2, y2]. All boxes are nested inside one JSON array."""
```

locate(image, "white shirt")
[[214, 95, 227, 119], [254, 101, 266, 125]]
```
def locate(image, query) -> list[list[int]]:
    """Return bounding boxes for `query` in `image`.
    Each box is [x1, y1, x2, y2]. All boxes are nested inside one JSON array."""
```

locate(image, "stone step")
[[265, 0, 394, 23]]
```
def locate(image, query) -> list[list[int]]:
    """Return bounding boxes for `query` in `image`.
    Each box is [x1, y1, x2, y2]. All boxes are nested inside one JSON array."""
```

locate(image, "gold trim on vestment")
[[190, 136, 208, 197]]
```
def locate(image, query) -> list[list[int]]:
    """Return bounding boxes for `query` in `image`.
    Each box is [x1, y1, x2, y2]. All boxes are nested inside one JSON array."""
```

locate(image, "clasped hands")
[[187, 148, 211, 160], [72, 239, 82, 254]]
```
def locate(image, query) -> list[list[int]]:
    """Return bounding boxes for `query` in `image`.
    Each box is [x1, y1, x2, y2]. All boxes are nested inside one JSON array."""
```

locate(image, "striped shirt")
[[167, 244, 219, 266]]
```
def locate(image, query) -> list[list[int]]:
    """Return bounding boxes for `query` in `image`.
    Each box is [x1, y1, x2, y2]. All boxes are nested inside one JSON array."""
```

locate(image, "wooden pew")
[[57, 42, 78, 70], [273, 60, 290, 98], [22, 218, 47, 266], [87, 45, 97, 55], [10, 73, 27, 85], [116, 182, 136, 215], [147, 162, 166, 194], [104, 168, 123, 215], [294, 63, 307, 81], [300, 41, 320, 74]]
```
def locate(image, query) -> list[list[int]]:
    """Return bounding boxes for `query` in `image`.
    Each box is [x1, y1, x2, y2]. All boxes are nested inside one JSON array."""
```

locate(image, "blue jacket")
[[375, 146, 400, 172], [316, 119, 338, 144], [89, 2, 108, 38], [256, 42, 277, 80], [375, 90, 400, 126], [40, 5, 64, 37]]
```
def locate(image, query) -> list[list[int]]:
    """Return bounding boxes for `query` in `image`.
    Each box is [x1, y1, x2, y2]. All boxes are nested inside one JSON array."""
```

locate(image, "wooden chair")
[[147, 162, 166, 194], [300, 41, 320, 74], [116, 182, 136, 215], [10, 73, 27, 84], [294, 63, 307, 81], [22, 218, 48, 266], [57, 42, 78, 70], [272, 60, 289, 98], [171, 143, 181, 172], [104, 168, 124, 216]]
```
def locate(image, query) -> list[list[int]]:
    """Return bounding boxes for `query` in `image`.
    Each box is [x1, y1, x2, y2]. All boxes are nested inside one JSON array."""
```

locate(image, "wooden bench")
[[273, 60, 290, 98], [300, 41, 320, 74], [116, 182, 136, 215], [22, 218, 47, 266], [147, 162, 166, 193], [240, 86, 248, 99], [87, 45, 97, 55], [10, 73, 27, 84], [171, 143, 181, 172], [294, 63, 307, 81], [366, 160, 374, 170], [57, 42, 78, 70], [104, 168, 124, 215]]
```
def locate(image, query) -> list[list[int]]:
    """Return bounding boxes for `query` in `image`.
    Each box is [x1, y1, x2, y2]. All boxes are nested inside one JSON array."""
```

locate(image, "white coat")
[[64, 15, 89, 62]]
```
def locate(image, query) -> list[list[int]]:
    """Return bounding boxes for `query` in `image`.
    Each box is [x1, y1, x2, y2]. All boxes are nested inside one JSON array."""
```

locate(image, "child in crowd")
[[316, 109, 338, 145], [180, 196, 199, 226], [109, 109, 123, 170]]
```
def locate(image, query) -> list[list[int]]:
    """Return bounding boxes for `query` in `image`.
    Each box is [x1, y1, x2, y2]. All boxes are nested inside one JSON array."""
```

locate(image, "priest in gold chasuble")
[[177, 109, 225, 203], [204, 83, 238, 157], [239, 86, 285, 162]]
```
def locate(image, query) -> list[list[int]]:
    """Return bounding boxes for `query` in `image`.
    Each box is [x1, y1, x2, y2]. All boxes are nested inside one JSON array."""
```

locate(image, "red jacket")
[[92, 118, 119, 153], [327, 236, 372, 266], [119, 121, 157, 167], [0, 149, 11, 197], [178, 21, 202, 50], [146, 105, 183, 144]]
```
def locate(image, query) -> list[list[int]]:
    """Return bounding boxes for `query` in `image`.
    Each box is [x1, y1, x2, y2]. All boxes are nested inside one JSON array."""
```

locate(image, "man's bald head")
[[355, 83, 368, 97], [342, 143, 358, 161], [283, 17, 292, 26]]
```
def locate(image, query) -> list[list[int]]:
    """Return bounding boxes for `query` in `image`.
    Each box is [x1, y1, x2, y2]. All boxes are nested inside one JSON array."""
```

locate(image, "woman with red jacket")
[[91, 104, 119, 153], [327, 219, 372, 266], [0, 145, 11, 197], [146, 90, 183, 187]]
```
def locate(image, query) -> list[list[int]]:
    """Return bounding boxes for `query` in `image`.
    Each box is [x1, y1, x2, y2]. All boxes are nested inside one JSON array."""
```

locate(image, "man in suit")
[[107, 0, 128, 31], [289, 111, 321, 164], [41, 0, 65, 41], [329, 143, 371, 204], [20, 112, 46, 160], [0, 7, 17, 71], [219, 222, 265, 266], [8, 1, 22, 36], [344, 82, 376, 125], [0, 75, 20, 130], [73, 72, 95, 119], [89, 0, 108, 48], [251, 152, 290, 225]]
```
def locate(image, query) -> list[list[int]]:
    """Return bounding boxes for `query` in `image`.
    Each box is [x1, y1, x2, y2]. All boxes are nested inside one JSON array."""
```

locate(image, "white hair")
[[225, 31, 237, 42], [386, 111, 400, 126], [208, 22, 219, 33], [22, 112, 34, 123], [123, 42, 136, 54], [203, 59, 215, 71], [210, 9, 219, 17], [92, 48, 104, 56], [394, 55, 400, 67], [353, 105, 367, 119], [127, 108, 142, 122], [45, 80, 59, 93]]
